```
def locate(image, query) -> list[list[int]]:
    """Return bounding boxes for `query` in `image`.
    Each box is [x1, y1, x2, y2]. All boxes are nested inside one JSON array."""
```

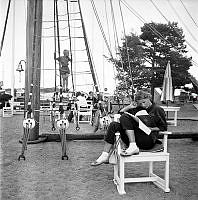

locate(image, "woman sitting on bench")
[[91, 90, 167, 166]]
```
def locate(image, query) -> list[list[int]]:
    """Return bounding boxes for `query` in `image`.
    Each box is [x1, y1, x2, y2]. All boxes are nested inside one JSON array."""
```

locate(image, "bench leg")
[[164, 157, 170, 192], [149, 161, 153, 176], [113, 162, 118, 181], [118, 159, 126, 195]]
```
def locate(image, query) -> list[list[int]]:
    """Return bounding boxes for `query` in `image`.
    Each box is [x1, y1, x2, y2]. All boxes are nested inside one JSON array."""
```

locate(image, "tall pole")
[[32, 0, 43, 140], [26, 0, 43, 141], [11, 0, 15, 112], [53, 0, 57, 92], [26, 0, 35, 112], [55, 0, 62, 88]]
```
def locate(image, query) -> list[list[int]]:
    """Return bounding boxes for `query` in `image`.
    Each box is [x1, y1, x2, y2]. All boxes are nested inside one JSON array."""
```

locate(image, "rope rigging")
[[65, 0, 75, 92], [49, 0, 101, 131], [90, 0, 114, 60], [0, 0, 11, 57], [50, 0, 101, 94], [118, 0, 134, 95], [109, 0, 132, 96], [90, 0, 120, 95], [120, 0, 174, 47], [55, 0, 62, 89], [167, 0, 198, 44], [120, 0, 198, 68], [179, 0, 198, 30], [78, 0, 100, 93], [103, 0, 117, 89], [150, 0, 198, 55]]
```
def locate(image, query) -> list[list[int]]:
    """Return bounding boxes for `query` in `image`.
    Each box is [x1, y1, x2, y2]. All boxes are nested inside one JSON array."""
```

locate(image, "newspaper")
[[124, 110, 151, 135]]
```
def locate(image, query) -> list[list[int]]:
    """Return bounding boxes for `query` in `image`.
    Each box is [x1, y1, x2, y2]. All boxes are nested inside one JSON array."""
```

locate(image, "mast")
[[26, 0, 43, 141], [11, 0, 15, 112]]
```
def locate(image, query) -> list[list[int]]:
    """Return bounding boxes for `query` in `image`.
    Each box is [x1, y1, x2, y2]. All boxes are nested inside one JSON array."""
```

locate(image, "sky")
[[0, 0, 198, 94]]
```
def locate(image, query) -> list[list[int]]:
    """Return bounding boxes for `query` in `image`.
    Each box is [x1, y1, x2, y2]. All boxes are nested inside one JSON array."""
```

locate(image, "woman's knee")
[[105, 122, 118, 144], [108, 121, 120, 130], [120, 114, 137, 130]]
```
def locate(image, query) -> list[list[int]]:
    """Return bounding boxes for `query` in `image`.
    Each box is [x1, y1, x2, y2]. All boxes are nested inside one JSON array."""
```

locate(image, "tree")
[[139, 22, 192, 95], [112, 33, 150, 97], [111, 22, 192, 99]]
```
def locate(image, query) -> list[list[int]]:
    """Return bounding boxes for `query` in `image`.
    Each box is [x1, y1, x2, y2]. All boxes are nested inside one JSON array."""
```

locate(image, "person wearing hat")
[[91, 89, 167, 166], [56, 49, 71, 92]]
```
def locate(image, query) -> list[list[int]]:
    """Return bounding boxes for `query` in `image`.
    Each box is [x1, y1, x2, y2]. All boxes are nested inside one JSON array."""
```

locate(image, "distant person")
[[87, 91, 98, 109], [68, 92, 88, 122], [76, 92, 87, 108], [55, 49, 71, 92], [93, 100, 111, 132]]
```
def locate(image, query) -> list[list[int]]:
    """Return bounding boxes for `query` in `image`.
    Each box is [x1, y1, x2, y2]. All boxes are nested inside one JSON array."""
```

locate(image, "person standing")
[[56, 49, 71, 92]]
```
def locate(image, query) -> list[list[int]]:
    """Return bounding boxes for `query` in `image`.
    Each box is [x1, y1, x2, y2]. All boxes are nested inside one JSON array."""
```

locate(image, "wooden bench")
[[161, 106, 180, 126], [3, 106, 13, 117]]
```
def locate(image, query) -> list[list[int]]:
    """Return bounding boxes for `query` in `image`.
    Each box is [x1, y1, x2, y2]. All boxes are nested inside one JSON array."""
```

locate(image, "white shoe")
[[120, 147, 139, 156], [91, 152, 109, 166]]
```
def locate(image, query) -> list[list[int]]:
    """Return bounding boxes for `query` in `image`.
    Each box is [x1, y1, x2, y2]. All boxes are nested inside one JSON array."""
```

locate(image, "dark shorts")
[[61, 66, 70, 75]]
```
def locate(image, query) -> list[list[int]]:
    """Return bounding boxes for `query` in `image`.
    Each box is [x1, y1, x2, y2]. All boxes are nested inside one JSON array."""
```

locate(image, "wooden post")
[[25, 0, 35, 111], [11, 0, 15, 113], [26, 0, 43, 141]]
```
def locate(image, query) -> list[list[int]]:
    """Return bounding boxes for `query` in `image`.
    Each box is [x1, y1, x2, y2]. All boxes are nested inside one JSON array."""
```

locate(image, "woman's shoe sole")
[[120, 149, 139, 156]]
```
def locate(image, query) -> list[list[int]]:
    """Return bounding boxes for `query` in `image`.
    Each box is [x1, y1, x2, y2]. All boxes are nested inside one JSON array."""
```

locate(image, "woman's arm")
[[149, 127, 160, 131], [119, 102, 137, 113], [154, 106, 167, 131]]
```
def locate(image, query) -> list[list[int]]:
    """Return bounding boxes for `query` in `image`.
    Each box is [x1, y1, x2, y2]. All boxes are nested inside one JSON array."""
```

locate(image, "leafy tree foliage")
[[112, 22, 192, 97], [113, 33, 150, 97], [140, 22, 192, 88]]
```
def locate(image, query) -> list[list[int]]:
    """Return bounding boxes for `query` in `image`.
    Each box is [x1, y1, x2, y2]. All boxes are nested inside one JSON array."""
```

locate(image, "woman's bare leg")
[[121, 130, 139, 156]]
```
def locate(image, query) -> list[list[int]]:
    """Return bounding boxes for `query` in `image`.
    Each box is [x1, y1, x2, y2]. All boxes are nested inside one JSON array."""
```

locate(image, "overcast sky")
[[0, 0, 198, 93]]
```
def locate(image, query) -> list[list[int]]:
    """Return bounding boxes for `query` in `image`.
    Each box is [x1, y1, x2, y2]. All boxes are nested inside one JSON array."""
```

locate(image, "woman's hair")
[[135, 90, 152, 101]]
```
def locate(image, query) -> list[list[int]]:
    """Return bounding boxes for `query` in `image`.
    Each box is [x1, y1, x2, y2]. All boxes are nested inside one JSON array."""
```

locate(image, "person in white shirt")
[[76, 92, 87, 108], [67, 92, 88, 122]]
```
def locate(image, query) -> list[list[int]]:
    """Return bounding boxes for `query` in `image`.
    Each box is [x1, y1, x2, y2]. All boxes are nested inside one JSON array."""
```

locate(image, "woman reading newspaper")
[[91, 90, 167, 166]]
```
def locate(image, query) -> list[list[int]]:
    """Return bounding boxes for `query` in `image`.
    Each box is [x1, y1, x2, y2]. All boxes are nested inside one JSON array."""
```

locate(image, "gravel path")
[[0, 103, 198, 200], [1, 138, 198, 200]]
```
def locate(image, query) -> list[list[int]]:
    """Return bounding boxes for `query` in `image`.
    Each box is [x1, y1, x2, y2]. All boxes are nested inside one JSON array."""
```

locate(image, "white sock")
[[126, 143, 138, 152], [96, 151, 109, 162]]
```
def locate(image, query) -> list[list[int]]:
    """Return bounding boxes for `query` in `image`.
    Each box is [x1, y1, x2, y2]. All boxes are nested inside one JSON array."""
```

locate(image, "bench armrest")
[[159, 131, 172, 135], [159, 131, 172, 152]]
